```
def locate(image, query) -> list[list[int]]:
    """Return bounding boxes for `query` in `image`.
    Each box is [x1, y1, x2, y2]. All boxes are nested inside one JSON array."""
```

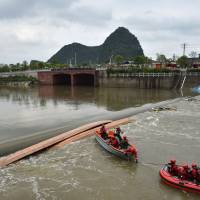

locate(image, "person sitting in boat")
[[120, 136, 129, 149], [109, 136, 119, 148], [184, 165, 191, 180], [178, 164, 190, 180], [124, 146, 138, 163], [114, 127, 122, 142], [168, 160, 178, 176], [100, 125, 108, 140], [196, 168, 200, 184], [177, 166, 185, 180], [191, 163, 198, 182]]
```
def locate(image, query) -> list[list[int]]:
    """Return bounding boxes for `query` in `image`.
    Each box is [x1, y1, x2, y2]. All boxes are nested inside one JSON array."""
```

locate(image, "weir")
[[0, 97, 183, 168]]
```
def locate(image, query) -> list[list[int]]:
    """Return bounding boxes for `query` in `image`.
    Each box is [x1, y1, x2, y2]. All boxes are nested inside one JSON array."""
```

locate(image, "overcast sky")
[[0, 0, 200, 64]]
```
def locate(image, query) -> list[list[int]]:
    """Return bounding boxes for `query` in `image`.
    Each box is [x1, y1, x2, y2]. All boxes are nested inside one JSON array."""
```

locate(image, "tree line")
[[113, 53, 199, 68], [0, 52, 200, 73]]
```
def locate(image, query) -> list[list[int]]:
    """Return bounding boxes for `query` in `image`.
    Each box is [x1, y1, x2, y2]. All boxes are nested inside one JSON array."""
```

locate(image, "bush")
[[0, 75, 37, 83], [187, 68, 200, 72]]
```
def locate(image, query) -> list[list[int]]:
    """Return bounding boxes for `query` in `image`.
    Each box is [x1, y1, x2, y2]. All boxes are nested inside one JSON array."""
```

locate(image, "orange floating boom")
[[0, 118, 131, 168], [0, 120, 111, 168]]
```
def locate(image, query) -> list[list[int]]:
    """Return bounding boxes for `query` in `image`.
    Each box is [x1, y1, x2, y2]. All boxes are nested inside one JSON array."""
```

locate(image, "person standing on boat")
[[114, 127, 122, 143], [100, 125, 108, 139]]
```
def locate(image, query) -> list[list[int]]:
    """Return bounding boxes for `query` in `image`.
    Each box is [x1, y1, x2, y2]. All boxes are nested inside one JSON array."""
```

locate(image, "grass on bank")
[[0, 75, 38, 83]]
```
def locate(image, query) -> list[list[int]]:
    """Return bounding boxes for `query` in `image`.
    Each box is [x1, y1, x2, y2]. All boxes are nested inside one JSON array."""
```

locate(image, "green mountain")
[[48, 27, 144, 64]]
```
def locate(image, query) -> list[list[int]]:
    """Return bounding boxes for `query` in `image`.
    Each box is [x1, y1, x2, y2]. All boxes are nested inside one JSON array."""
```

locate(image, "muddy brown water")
[[0, 85, 199, 200]]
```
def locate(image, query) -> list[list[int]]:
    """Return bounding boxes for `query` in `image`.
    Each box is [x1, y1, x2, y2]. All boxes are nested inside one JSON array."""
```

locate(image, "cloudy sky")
[[0, 0, 200, 64]]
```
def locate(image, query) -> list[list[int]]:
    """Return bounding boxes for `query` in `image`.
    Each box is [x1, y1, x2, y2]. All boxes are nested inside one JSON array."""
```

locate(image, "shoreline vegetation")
[[0, 75, 38, 87]]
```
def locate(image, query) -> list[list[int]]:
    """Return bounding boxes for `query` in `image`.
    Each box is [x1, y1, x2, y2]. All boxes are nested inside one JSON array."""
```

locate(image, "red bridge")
[[38, 68, 99, 86]]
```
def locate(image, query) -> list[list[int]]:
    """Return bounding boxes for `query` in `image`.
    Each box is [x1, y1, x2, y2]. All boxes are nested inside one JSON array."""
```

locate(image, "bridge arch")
[[73, 73, 95, 86], [38, 69, 98, 86], [53, 74, 71, 85]]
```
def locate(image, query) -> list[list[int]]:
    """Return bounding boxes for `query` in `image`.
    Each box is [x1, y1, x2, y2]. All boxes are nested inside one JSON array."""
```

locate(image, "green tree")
[[51, 58, 59, 65], [156, 54, 167, 67], [22, 60, 29, 70], [0, 65, 10, 72], [177, 56, 189, 68], [133, 55, 145, 65], [114, 55, 124, 65], [133, 55, 151, 66]]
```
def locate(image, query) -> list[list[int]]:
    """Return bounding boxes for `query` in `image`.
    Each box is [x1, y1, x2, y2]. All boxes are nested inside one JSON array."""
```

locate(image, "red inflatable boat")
[[160, 164, 200, 194]]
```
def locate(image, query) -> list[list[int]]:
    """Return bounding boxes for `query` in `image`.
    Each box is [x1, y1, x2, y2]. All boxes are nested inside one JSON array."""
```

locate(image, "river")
[[0, 85, 199, 200]]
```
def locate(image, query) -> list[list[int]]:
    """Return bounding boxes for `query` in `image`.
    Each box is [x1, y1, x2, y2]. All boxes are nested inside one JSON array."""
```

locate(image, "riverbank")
[[0, 75, 38, 87], [1, 69, 200, 89]]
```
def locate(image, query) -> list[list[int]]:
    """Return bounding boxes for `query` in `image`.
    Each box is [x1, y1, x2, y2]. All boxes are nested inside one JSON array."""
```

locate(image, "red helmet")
[[170, 160, 176, 164], [192, 163, 197, 168], [109, 135, 115, 139]]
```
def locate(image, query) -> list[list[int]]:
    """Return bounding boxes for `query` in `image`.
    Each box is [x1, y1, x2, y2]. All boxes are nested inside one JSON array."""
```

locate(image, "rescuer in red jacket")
[[178, 165, 190, 180], [125, 145, 138, 163], [168, 160, 178, 176], [191, 163, 198, 182], [109, 136, 119, 148]]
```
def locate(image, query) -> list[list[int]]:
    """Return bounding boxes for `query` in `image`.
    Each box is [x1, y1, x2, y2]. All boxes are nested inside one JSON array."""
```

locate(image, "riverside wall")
[[97, 70, 200, 89], [0, 70, 200, 89], [98, 76, 200, 89], [98, 76, 174, 89]]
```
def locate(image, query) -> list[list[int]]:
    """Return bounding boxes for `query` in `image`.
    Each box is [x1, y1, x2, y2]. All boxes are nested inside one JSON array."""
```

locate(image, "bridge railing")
[[109, 72, 176, 77], [109, 72, 200, 77]]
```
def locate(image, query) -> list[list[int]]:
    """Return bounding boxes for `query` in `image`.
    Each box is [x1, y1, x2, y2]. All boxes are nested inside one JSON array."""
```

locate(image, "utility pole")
[[172, 54, 176, 61], [181, 43, 187, 56]]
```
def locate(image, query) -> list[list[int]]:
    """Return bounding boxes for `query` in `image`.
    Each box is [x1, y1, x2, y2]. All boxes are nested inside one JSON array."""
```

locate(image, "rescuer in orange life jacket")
[[100, 125, 108, 139], [109, 135, 119, 148]]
